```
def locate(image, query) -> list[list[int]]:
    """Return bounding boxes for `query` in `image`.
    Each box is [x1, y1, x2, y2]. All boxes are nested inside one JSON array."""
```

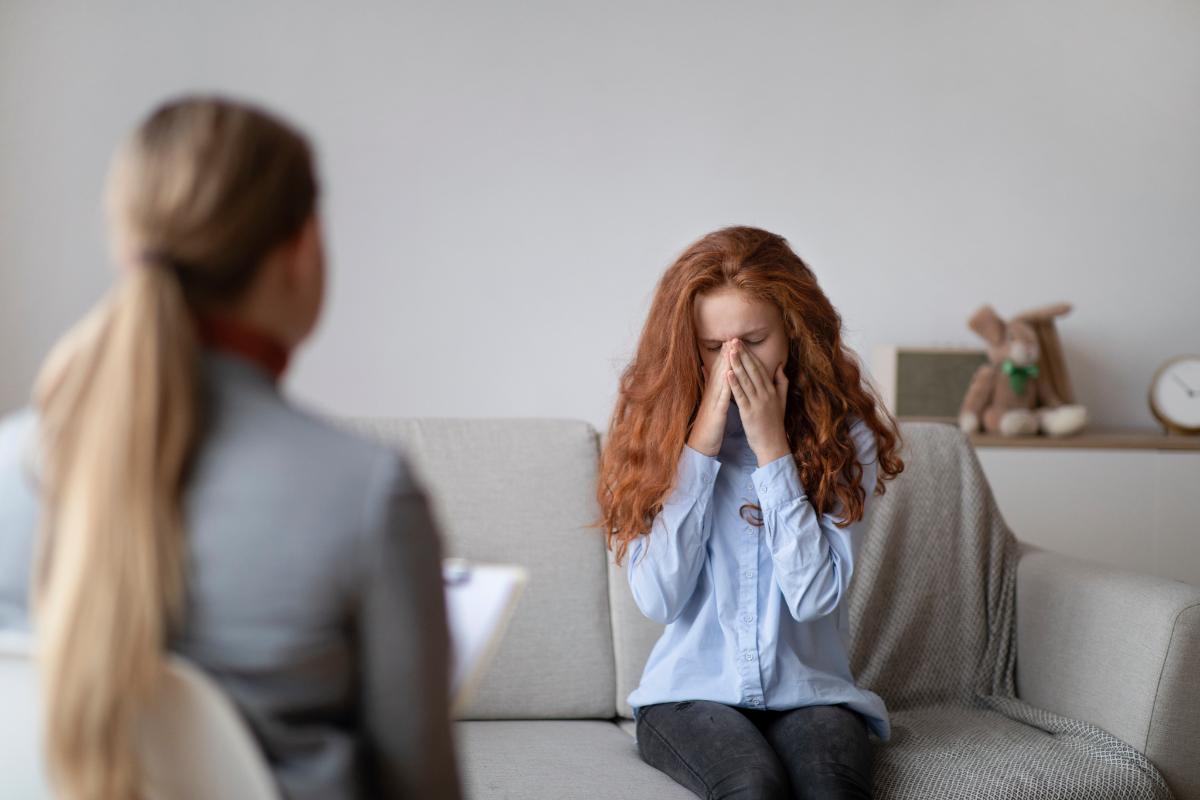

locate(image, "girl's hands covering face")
[[688, 341, 734, 457], [690, 285, 791, 464], [726, 339, 791, 466]]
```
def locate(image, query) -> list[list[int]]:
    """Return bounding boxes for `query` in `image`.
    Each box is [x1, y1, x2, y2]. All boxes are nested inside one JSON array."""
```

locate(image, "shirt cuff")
[[751, 452, 806, 509], [670, 444, 721, 500]]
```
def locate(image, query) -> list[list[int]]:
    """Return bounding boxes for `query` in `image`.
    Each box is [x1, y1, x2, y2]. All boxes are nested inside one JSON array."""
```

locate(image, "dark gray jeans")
[[635, 700, 873, 799]]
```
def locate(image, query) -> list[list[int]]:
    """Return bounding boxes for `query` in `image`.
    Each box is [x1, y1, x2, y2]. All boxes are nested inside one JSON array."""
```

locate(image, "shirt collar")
[[719, 402, 758, 465], [194, 313, 290, 384], [724, 400, 746, 438]]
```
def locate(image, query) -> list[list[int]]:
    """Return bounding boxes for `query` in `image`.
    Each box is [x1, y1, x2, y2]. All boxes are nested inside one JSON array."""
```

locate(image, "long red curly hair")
[[598, 226, 905, 567]]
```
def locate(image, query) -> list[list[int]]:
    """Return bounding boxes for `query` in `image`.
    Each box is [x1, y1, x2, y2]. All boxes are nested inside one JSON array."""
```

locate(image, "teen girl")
[[599, 226, 904, 799]]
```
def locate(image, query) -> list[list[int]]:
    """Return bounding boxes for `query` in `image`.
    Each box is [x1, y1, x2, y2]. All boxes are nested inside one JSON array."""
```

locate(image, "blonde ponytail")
[[30, 94, 317, 799], [34, 266, 197, 799]]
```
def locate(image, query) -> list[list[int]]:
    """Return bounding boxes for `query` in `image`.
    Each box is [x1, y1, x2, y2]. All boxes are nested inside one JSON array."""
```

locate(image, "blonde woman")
[[0, 96, 462, 800]]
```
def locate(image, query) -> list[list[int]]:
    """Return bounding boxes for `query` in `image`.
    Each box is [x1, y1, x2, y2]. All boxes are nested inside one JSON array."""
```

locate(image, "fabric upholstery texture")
[[350, 418, 1197, 799]]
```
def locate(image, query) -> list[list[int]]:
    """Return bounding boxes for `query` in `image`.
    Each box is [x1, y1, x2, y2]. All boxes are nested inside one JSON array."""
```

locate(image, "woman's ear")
[[280, 216, 321, 290]]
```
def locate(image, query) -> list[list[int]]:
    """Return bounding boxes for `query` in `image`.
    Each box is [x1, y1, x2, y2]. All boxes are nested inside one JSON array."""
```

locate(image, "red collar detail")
[[194, 314, 290, 383]]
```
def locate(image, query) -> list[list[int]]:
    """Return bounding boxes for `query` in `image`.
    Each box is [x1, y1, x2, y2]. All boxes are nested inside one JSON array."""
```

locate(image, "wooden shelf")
[[899, 418, 1200, 451]]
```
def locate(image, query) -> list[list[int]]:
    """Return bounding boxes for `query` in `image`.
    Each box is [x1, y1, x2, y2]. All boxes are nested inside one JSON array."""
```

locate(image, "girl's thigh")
[[760, 703, 874, 800], [636, 700, 790, 799]]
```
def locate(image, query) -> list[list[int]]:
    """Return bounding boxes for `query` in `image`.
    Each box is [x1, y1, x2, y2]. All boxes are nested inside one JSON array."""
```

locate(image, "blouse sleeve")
[[751, 418, 879, 624], [626, 444, 721, 625], [357, 451, 464, 799]]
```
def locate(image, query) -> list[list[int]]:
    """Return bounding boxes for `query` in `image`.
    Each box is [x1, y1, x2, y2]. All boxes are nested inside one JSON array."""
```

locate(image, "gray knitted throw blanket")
[[846, 422, 1173, 799]]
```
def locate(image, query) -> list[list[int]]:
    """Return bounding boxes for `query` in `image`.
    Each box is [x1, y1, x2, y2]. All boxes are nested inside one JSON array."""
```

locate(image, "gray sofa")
[[345, 418, 1200, 800]]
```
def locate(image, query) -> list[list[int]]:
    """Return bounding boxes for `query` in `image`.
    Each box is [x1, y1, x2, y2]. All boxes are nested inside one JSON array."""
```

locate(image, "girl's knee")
[[711, 764, 790, 800], [791, 759, 873, 799]]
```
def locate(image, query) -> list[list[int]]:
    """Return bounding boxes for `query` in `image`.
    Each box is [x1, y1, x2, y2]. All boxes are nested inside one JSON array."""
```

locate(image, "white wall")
[[2, 0, 1197, 433], [978, 446, 1200, 585]]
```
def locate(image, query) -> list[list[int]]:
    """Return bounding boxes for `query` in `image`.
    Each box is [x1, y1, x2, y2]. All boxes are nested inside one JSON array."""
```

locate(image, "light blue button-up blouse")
[[626, 400, 890, 741]]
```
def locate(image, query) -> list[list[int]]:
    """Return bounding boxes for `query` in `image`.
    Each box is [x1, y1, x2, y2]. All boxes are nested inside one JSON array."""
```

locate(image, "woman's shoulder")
[[0, 406, 37, 449], [0, 407, 40, 489], [0, 408, 41, 617]]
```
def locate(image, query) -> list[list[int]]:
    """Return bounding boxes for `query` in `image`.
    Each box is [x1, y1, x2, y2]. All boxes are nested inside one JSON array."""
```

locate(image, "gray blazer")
[[0, 351, 463, 800]]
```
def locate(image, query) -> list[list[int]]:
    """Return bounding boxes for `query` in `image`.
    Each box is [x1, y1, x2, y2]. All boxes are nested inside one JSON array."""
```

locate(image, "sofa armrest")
[[1016, 541, 1200, 800]]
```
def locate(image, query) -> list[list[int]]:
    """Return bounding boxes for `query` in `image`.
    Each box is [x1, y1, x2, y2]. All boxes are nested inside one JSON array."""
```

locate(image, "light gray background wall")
[[2, 1, 1197, 432]]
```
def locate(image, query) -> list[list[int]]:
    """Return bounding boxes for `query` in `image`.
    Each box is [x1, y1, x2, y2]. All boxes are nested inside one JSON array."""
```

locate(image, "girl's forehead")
[[693, 288, 781, 337]]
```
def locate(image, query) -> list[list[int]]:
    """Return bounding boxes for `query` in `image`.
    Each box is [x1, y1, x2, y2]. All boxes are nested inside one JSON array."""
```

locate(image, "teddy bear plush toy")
[[958, 302, 1088, 437]]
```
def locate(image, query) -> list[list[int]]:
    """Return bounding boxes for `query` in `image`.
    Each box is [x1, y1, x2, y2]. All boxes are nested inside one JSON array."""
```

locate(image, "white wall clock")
[[1149, 354, 1200, 435]]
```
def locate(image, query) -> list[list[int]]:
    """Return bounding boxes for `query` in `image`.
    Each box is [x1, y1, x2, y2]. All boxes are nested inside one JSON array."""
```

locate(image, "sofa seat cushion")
[[872, 702, 1172, 799], [455, 720, 695, 799], [458, 705, 1171, 800], [609, 699, 1170, 799]]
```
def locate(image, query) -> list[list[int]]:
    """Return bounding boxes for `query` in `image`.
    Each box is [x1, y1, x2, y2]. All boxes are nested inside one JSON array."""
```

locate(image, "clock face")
[[1152, 356, 1200, 431]]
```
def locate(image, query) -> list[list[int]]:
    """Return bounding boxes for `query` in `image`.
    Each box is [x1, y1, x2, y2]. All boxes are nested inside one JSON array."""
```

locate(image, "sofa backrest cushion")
[[344, 418, 616, 719]]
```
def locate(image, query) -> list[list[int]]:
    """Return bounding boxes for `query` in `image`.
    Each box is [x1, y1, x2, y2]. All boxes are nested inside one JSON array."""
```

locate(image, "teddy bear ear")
[[967, 304, 1006, 346], [1013, 301, 1072, 323]]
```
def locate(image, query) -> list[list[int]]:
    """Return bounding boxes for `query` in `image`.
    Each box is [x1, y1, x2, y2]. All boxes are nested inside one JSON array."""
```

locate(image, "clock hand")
[[1171, 373, 1197, 397]]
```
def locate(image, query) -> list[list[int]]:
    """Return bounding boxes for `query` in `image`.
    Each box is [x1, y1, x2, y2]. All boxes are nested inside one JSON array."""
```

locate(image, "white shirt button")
[[750, 698, 761, 705], [744, 652, 754, 661], [744, 570, 754, 578], [742, 614, 753, 623]]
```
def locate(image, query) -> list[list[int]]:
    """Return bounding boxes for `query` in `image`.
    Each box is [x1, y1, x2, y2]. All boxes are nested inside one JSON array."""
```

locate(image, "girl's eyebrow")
[[699, 327, 768, 344]]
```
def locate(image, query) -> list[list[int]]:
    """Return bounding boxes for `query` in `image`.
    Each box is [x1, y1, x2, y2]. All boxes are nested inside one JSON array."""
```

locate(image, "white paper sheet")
[[442, 559, 528, 715]]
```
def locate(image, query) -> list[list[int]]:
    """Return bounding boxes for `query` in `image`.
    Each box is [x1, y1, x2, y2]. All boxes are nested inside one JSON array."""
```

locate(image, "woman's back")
[[0, 349, 462, 800]]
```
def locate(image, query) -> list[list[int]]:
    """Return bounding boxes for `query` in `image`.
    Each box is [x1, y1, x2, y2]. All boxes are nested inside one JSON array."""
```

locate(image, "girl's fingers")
[[727, 369, 747, 405], [706, 344, 729, 391], [729, 346, 759, 399], [716, 362, 732, 410], [738, 346, 769, 396], [774, 362, 788, 398]]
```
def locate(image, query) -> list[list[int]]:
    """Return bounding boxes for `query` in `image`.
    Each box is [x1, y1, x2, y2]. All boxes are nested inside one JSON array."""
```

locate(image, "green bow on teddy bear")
[[1001, 359, 1038, 396]]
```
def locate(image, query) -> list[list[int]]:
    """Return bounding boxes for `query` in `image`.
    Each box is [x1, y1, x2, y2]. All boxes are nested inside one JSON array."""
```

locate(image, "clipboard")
[[442, 558, 528, 716]]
